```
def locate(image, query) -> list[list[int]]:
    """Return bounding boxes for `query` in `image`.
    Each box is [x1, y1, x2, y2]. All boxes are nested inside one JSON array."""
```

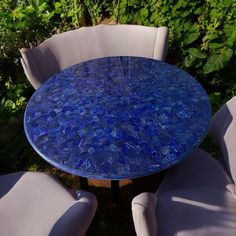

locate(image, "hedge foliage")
[[0, 0, 236, 122]]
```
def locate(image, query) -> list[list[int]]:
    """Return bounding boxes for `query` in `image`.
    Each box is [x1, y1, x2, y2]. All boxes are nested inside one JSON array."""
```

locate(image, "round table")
[[24, 56, 211, 181]]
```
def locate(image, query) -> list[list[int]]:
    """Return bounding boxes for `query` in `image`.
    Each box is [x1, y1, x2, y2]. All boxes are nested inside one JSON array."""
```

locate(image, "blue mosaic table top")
[[24, 56, 211, 180]]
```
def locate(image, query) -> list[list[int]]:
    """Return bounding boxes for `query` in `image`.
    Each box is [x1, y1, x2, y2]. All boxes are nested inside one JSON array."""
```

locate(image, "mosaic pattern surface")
[[24, 56, 211, 180]]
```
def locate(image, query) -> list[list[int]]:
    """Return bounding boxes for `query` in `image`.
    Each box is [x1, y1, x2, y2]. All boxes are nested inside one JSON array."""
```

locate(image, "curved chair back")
[[209, 96, 236, 183], [20, 24, 168, 89]]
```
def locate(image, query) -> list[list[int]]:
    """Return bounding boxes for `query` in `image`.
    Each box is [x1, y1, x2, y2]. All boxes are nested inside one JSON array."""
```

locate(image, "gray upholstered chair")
[[20, 24, 168, 89], [0, 171, 97, 236], [132, 96, 236, 236]]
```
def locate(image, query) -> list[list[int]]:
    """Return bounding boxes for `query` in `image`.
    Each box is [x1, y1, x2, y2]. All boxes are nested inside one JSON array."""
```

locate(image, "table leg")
[[111, 180, 120, 203], [80, 177, 88, 189]]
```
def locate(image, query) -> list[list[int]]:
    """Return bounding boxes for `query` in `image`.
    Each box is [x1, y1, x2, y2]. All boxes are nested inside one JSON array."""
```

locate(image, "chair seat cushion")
[[157, 148, 236, 236], [157, 188, 236, 236], [158, 148, 234, 193], [0, 172, 96, 236]]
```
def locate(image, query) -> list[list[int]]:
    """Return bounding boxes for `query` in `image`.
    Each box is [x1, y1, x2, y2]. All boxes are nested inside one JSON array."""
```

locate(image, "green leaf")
[[194, 7, 202, 14], [183, 31, 200, 45], [223, 0, 232, 7], [184, 48, 206, 67], [226, 30, 236, 47], [210, 9, 221, 19], [203, 33, 220, 42], [189, 48, 207, 59], [54, 2, 62, 14], [25, 5, 35, 14], [203, 48, 233, 74], [139, 8, 148, 18], [209, 43, 225, 49], [38, 3, 48, 13]]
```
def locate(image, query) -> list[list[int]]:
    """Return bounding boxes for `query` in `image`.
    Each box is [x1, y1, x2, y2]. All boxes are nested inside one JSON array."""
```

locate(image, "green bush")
[[0, 0, 113, 122]]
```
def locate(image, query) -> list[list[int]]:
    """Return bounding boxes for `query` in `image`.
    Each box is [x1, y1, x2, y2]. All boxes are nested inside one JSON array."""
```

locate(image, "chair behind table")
[[20, 24, 168, 89]]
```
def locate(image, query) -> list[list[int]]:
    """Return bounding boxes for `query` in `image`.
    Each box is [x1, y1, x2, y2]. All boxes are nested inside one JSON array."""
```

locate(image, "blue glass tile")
[[24, 56, 211, 180]]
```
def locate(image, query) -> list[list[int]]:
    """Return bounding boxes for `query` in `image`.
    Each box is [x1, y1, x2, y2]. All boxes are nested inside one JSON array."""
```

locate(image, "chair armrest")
[[20, 48, 42, 89], [132, 192, 158, 236], [154, 26, 169, 61], [50, 190, 97, 236]]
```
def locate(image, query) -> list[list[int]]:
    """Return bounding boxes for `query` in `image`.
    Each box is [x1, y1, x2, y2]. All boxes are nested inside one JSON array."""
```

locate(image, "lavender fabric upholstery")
[[20, 24, 168, 89], [0, 172, 97, 236], [132, 192, 158, 236], [132, 96, 236, 236], [209, 96, 236, 184]]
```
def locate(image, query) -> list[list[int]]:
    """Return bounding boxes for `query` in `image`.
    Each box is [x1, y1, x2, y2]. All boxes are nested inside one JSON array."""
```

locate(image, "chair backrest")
[[209, 96, 236, 184], [20, 24, 168, 89]]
